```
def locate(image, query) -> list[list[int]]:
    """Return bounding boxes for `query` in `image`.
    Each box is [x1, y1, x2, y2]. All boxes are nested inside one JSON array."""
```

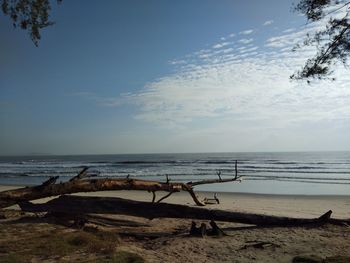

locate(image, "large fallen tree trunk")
[[18, 195, 350, 227], [0, 167, 242, 208]]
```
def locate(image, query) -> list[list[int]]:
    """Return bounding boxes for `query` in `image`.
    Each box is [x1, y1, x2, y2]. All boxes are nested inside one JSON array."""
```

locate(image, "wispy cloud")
[[263, 20, 274, 26], [282, 28, 295, 33], [238, 38, 254, 44], [169, 59, 186, 65], [212, 42, 230, 49], [265, 22, 325, 48], [85, 18, 350, 131], [239, 46, 258, 53], [73, 91, 130, 107], [239, 29, 254, 35]]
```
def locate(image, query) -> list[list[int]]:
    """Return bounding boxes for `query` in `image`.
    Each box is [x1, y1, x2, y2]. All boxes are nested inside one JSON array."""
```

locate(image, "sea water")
[[0, 152, 349, 195]]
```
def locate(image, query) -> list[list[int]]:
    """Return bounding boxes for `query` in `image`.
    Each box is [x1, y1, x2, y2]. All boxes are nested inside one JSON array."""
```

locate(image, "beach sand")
[[0, 185, 349, 262]]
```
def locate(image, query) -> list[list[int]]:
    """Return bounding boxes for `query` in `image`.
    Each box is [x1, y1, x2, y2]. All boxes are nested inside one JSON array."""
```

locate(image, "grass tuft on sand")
[[0, 223, 144, 263]]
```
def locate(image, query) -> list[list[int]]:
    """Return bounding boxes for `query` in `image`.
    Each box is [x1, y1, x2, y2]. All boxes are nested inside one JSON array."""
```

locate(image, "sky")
[[1, 0, 350, 155]]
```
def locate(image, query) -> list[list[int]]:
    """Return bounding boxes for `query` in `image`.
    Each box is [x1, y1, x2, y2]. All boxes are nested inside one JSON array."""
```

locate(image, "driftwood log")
[[0, 167, 242, 208], [18, 195, 350, 227]]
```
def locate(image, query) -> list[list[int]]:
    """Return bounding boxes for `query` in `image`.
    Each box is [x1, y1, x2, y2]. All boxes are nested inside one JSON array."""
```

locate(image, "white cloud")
[[222, 48, 234, 53], [126, 51, 350, 127], [90, 18, 350, 138], [169, 59, 186, 65], [198, 53, 211, 59], [239, 29, 254, 35], [282, 28, 295, 33], [238, 38, 254, 44], [122, 54, 345, 125], [239, 46, 258, 53], [265, 22, 324, 48], [263, 20, 274, 26], [212, 42, 230, 49]]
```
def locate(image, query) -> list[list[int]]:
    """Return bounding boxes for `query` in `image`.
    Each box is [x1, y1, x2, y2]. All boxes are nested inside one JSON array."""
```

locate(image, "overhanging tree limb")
[[292, 0, 350, 80], [1, 0, 62, 46]]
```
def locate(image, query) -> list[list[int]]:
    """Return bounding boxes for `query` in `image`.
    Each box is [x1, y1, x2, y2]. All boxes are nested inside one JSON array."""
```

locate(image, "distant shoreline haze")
[[1, 150, 350, 157]]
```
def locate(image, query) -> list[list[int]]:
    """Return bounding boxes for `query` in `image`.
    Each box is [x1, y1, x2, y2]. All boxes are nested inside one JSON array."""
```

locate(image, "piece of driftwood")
[[203, 193, 220, 205], [240, 241, 281, 250], [208, 220, 226, 236], [190, 221, 207, 237], [0, 167, 242, 209], [190, 220, 226, 237], [18, 195, 350, 227]]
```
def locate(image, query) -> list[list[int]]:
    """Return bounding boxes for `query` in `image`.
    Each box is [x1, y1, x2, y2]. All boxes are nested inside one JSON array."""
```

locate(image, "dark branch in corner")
[[1, 0, 62, 46], [291, 0, 350, 81]]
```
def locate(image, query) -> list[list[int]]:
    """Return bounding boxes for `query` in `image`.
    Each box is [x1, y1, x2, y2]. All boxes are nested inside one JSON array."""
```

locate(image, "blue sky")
[[1, 0, 350, 155]]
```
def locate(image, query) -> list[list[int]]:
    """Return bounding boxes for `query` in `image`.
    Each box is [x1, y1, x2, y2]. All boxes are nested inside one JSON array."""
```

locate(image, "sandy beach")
[[0, 185, 349, 262], [2, 185, 349, 218]]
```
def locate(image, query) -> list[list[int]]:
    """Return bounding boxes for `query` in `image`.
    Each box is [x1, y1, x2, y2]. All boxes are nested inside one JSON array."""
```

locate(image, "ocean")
[[0, 152, 349, 195]]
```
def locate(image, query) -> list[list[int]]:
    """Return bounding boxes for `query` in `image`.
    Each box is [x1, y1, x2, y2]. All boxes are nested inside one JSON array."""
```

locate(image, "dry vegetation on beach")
[[0, 210, 350, 263], [0, 190, 349, 263], [0, 210, 143, 263]]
